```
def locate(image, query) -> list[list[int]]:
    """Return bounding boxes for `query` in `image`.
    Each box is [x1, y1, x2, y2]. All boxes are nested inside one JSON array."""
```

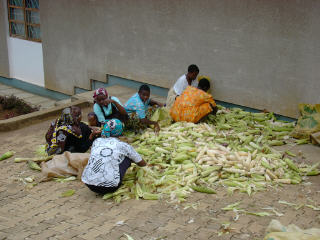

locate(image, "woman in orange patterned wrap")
[[170, 77, 218, 123]]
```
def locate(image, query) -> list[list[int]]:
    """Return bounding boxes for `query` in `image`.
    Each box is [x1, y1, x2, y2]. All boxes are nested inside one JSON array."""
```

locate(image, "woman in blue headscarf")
[[82, 119, 147, 194]]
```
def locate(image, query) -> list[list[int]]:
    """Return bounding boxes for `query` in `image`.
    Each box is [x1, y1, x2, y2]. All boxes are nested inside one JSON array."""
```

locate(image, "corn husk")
[[102, 106, 318, 203], [61, 189, 75, 197]]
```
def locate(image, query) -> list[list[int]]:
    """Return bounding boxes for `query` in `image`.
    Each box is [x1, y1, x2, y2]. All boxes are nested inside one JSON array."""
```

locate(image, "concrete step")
[[0, 83, 58, 111], [0, 87, 26, 95], [72, 84, 166, 105], [54, 98, 72, 107], [23, 95, 53, 104], [40, 100, 57, 110]]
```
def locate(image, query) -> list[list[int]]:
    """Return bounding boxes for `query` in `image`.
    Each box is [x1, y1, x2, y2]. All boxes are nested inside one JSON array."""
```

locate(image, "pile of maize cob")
[[103, 107, 319, 202]]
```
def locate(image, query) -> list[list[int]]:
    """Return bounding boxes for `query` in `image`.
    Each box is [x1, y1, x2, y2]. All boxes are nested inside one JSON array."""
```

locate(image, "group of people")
[[90, 84, 164, 132], [44, 64, 217, 194], [45, 85, 162, 194]]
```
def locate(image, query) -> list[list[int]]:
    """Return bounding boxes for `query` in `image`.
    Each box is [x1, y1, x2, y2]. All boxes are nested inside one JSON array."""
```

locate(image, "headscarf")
[[101, 119, 123, 137], [57, 107, 74, 126], [54, 108, 83, 138], [46, 107, 82, 154], [93, 88, 108, 99], [198, 75, 212, 92]]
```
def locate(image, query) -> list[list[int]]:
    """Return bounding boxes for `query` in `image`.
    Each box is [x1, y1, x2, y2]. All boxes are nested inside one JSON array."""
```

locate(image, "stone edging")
[[0, 99, 92, 132]]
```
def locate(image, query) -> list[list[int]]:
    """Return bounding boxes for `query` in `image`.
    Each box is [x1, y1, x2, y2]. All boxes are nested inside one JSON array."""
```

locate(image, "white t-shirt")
[[173, 74, 198, 96], [82, 137, 142, 187]]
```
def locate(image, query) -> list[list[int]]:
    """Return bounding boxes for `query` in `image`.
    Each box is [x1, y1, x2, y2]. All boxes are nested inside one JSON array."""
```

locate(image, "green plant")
[[0, 95, 39, 114]]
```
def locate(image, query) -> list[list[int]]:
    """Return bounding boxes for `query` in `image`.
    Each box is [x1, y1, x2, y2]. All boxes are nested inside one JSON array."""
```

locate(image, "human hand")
[[104, 98, 113, 106], [92, 128, 102, 136], [137, 159, 147, 167], [89, 128, 101, 140], [89, 126, 101, 131]]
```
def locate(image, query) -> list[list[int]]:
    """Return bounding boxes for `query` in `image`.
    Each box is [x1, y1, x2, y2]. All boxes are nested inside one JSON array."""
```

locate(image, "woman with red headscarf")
[[93, 88, 128, 126]]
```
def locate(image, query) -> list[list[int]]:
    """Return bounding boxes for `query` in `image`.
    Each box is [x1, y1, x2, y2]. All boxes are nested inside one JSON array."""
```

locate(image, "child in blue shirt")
[[87, 112, 100, 127], [125, 84, 164, 132]]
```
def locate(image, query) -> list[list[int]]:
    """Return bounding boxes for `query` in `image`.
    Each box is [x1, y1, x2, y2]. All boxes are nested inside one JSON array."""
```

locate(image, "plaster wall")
[[41, 0, 320, 118], [0, 0, 9, 78]]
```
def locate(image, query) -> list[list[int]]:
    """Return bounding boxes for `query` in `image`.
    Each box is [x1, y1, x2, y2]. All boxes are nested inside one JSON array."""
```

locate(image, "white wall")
[[3, 0, 44, 87], [7, 38, 45, 87]]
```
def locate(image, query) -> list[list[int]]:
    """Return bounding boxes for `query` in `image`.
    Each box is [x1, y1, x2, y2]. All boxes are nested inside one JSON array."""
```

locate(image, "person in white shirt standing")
[[166, 64, 200, 109]]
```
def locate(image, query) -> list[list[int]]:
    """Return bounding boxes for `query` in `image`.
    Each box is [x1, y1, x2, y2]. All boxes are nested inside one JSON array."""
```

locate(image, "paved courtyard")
[[0, 106, 319, 239]]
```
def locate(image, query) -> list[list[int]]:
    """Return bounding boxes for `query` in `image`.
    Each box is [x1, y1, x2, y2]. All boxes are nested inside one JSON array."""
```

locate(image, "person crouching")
[[170, 77, 218, 123], [81, 118, 147, 194]]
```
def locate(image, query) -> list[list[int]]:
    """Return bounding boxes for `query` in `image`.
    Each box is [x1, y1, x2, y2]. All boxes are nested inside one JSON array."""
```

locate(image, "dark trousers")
[[86, 157, 132, 194]]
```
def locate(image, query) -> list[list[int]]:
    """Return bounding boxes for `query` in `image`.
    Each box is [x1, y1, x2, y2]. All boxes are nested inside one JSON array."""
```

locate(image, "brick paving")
[[0, 109, 319, 239]]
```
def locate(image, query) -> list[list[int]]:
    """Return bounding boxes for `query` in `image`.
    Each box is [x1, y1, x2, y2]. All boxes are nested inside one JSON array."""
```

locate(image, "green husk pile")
[[104, 107, 318, 202]]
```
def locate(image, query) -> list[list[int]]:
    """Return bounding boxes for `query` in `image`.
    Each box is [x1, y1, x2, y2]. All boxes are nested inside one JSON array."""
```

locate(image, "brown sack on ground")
[[41, 151, 90, 180], [292, 104, 320, 139], [264, 219, 320, 240], [310, 131, 320, 146]]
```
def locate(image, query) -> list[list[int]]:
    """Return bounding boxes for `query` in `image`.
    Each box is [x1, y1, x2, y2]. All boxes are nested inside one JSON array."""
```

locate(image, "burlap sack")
[[41, 151, 90, 180], [292, 104, 320, 139], [264, 219, 320, 240], [311, 131, 320, 145]]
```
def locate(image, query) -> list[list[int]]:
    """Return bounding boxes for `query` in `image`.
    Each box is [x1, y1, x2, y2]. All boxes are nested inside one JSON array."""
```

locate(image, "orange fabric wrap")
[[170, 86, 216, 123]]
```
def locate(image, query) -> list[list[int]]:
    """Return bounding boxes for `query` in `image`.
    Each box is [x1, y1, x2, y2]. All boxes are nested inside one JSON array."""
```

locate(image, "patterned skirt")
[[124, 107, 156, 133]]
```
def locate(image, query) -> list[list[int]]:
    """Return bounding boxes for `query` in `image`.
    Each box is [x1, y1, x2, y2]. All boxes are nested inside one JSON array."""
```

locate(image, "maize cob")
[[0, 151, 14, 161], [61, 189, 75, 197], [284, 158, 300, 173], [265, 169, 277, 180], [274, 179, 291, 184], [173, 154, 190, 163], [306, 170, 320, 176], [285, 150, 296, 157], [295, 138, 310, 145], [249, 142, 262, 150], [207, 176, 219, 183], [222, 181, 245, 188], [14, 156, 53, 163], [291, 179, 300, 184], [142, 193, 160, 200], [155, 147, 169, 154], [191, 185, 216, 194], [223, 168, 246, 175], [268, 140, 285, 146], [28, 161, 41, 171], [261, 158, 272, 170]]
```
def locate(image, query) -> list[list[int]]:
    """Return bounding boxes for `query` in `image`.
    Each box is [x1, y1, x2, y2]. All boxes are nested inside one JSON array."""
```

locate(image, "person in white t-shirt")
[[82, 119, 147, 194], [166, 64, 199, 109]]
